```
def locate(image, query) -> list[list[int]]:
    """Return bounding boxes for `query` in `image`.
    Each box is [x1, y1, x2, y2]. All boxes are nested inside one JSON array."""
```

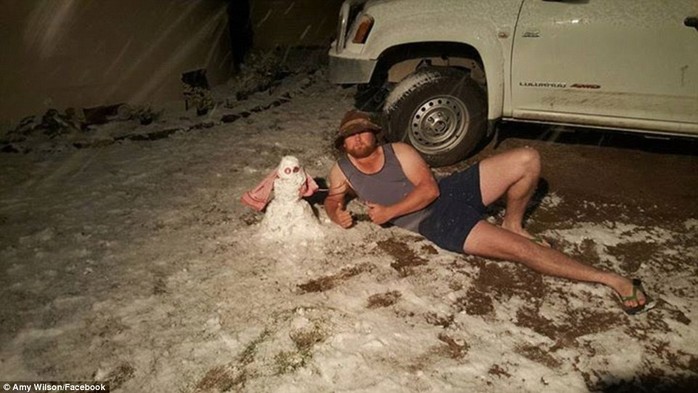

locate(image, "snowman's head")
[[277, 156, 304, 181]]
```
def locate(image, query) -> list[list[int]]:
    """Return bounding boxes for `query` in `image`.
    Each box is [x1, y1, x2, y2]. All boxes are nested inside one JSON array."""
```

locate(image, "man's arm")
[[324, 163, 355, 228], [366, 142, 440, 225]]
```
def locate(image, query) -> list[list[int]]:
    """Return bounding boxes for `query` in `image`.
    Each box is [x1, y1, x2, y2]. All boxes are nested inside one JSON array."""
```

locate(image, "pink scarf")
[[241, 169, 319, 211]]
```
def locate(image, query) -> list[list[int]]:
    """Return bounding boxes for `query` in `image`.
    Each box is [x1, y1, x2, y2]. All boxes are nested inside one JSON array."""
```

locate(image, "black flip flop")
[[619, 279, 656, 315]]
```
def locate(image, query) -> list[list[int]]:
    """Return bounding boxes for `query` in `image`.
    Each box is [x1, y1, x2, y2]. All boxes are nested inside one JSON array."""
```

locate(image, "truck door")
[[510, 0, 698, 134]]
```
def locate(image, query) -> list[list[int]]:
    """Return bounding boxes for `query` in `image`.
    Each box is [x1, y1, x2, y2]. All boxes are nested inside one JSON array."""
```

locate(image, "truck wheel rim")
[[408, 96, 468, 154]]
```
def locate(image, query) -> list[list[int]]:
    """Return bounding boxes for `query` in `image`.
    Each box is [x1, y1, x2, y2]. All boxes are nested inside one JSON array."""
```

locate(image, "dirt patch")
[[424, 313, 455, 328], [487, 364, 511, 378], [195, 364, 246, 393], [563, 308, 623, 339], [103, 362, 135, 390], [290, 327, 326, 352], [367, 290, 402, 309], [448, 280, 464, 291], [195, 329, 271, 392], [653, 251, 698, 274], [455, 287, 494, 316], [515, 306, 558, 341], [152, 276, 167, 295], [626, 311, 671, 342], [516, 305, 624, 347], [88, 316, 128, 339], [273, 324, 327, 374], [377, 238, 428, 277], [492, 129, 698, 225], [563, 238, 606, 268], [687, 354, 698, 371], [472, 261, 547, 302], [606, 241, 657, 273], [297, 263, 375, 293], [437, 332, 468, 360], [240, 211, 263, 226], [650, 342, 698, 373], [420, 244, 439, 255], [0, 289, 52, 342], [515, 345, 562, 369], [662, 305, 691, 326]]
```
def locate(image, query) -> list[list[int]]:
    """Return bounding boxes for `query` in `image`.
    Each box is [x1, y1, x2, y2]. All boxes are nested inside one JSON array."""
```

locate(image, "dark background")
[[0, 0, 343, 127]]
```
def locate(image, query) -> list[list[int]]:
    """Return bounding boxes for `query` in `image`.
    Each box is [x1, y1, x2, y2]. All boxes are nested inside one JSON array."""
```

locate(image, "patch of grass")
[[516, 344, 562, 369], [152, 276, 167, 295], [605, 241, 655, 273], [367, 290, 402, 309], [104, 362, 135, 390], [455, 287, 494, 316], [195, 329, 270, 392], [274, 323, 327, 375], [274, 350, 305, 374], [240, 211, 262, 226], [488, 364, 511, 378], [516, 304, 623, 348], [297, 263, 374, 293], [437, 333, 468, 360], [448, 280, 464, 291], [290, 326, 325, 352], [240, 329, 271, 365], [195, 365, 245, 392], [421, 244, 439, 255], [425, 313, 454, 328], [473, 261, 546, 301], [377, 238, 428, 277]]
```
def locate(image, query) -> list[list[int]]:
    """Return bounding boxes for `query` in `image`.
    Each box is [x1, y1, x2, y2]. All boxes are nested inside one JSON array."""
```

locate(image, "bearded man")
[[324, 109, 654, 315]]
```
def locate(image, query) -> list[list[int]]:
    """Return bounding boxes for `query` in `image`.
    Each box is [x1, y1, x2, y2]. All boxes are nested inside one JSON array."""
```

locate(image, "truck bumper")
[[328, 53, 377, 85]]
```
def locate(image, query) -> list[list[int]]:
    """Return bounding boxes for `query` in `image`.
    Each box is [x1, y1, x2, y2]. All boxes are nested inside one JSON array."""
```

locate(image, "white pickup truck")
[[328, 0, 698, 166]]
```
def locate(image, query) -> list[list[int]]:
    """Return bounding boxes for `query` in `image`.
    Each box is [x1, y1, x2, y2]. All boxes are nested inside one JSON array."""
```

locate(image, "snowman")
[[241, 156, 324, 242]]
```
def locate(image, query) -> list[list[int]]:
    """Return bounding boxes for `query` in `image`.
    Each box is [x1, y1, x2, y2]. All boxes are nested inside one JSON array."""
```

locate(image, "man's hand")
[[365, 201, 393, 225], [325, 164, 357, 229], [334, 201, 354, 228]]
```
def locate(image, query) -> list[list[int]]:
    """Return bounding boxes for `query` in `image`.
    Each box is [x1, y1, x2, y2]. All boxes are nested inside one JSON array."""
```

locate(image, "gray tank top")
[[338, 144, 431, 232]]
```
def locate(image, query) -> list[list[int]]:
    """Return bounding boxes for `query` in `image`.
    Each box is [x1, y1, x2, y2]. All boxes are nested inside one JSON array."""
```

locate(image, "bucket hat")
[[334, 109, 382, 148]]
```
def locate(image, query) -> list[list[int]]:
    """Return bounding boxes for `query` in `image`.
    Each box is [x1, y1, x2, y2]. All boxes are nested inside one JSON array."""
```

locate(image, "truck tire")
[[383, 67, 487, 167]]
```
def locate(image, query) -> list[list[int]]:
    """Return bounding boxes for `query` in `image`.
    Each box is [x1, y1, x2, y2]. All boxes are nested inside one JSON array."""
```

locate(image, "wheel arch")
[[371, 41, 504, 121]]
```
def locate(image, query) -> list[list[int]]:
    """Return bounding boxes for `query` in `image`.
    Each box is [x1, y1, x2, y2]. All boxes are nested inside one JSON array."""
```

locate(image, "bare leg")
[[478, 147, 541, 239], [463, 221, 647, 308]]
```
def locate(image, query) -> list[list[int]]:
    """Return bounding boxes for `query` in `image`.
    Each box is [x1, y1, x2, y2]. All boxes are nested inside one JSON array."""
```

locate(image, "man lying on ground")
[[324, 110, 655, 315]]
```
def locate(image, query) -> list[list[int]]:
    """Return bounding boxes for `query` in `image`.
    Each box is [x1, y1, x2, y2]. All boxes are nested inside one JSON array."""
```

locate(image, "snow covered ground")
[[0, 60, 696, 393]]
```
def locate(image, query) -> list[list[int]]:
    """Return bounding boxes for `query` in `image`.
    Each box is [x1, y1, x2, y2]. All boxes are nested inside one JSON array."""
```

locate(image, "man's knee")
[[514, 147, 541, 174]]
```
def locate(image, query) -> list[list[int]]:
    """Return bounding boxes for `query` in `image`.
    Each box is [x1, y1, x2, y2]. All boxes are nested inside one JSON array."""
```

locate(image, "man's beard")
[[345, 140, 377, 159]]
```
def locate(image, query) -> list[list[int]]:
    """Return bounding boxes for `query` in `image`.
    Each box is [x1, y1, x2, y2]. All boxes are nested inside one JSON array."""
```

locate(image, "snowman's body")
[[259, 156, 324, 242]]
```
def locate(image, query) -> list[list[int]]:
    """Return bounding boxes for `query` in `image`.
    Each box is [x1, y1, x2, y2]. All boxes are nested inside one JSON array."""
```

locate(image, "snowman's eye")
[[293, 166, 300, 173], [284, 168, 292, 174]]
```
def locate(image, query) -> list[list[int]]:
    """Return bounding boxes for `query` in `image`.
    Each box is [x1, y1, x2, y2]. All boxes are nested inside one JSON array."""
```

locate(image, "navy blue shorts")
[[418, 163, 486, 253]]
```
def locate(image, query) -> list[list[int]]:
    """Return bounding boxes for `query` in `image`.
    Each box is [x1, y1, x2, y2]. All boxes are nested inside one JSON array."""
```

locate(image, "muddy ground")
[[491, 124, 697, 225], [0, 68, 696, 392]]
